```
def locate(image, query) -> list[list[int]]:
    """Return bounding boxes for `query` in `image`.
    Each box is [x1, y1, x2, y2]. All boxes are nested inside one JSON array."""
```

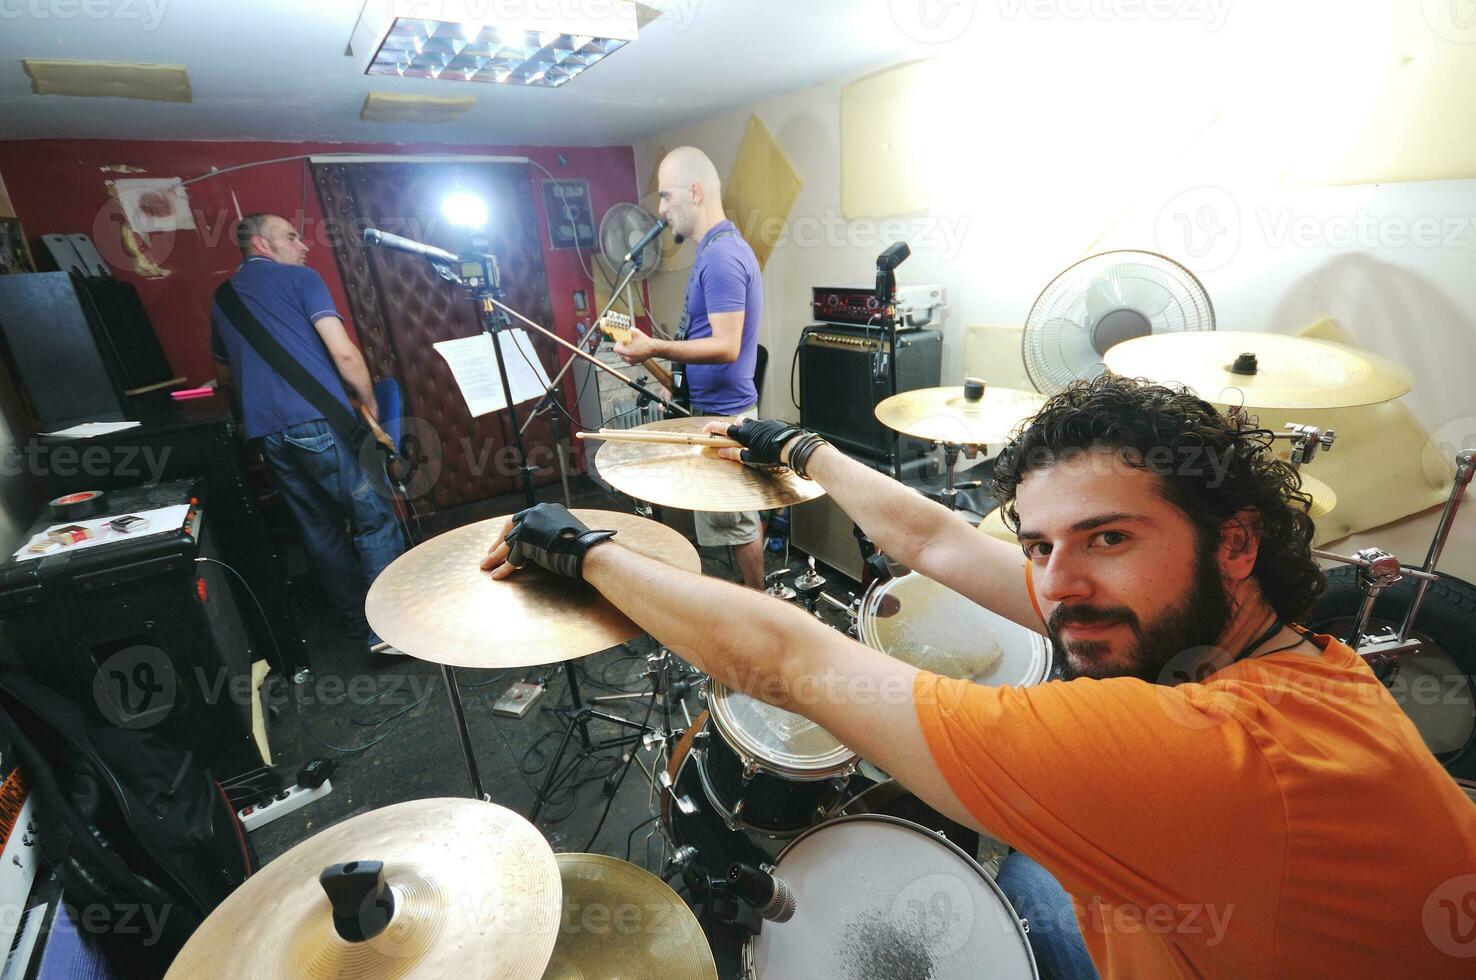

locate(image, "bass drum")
[[745, 815, 1038, 979], [859, 571, 1052, 688], [1309, 567, 1476, 779]]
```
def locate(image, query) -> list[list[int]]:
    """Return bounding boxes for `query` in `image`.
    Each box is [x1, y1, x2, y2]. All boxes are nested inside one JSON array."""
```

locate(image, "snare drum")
[[697, 681, 858, 838], [859, 572, 1052, 687], [745, 815, 1038, 978]]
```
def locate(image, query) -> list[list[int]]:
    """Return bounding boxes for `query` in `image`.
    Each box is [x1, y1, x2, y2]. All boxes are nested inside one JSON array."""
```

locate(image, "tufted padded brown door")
[[313, 161, 562, 514]]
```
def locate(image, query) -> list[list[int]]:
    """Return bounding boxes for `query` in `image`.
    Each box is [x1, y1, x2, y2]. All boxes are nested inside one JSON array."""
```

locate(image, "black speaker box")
[[797, 324, 942, 464], [0, 482, 262, 778]]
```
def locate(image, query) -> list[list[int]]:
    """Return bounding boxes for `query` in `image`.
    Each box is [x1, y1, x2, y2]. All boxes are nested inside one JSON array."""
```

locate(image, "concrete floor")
[[245, 475, 863, 977]]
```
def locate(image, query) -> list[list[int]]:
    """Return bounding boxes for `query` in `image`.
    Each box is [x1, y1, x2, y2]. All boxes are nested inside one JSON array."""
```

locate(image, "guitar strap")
[[670, 226, 741, 411], [213, 280, 375, 457]]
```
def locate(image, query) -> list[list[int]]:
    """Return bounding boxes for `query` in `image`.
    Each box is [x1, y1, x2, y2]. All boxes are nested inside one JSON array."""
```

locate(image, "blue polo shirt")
[[683, 221, 761, 414], [210, 257, 353, 440]]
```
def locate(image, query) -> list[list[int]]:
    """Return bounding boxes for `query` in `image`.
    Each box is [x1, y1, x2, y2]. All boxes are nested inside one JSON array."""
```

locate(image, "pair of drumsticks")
[[575, 428, 740, 449]]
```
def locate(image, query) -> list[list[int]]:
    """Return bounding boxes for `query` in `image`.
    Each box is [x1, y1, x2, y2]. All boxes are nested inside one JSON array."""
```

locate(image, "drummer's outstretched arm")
[[481, 513, 982, 833], [710, 422, 1042, 631]]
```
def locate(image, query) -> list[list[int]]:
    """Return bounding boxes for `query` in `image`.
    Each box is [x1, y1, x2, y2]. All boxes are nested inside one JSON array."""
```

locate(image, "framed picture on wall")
[[0, 219, 35, 276], [540, 179, 595, 250]]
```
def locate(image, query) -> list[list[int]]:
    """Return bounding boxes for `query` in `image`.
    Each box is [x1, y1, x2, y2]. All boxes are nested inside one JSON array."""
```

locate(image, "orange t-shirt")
[[914, 605, 1476, 976]]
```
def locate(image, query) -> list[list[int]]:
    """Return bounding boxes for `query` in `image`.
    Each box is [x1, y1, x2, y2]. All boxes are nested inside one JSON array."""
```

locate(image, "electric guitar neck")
[[596, 311, 676, 394]]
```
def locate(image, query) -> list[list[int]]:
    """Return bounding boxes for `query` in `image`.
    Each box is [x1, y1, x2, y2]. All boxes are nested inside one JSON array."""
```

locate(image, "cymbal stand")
[[1313, 449, 1473, 665], [529, 644, 669, 823]]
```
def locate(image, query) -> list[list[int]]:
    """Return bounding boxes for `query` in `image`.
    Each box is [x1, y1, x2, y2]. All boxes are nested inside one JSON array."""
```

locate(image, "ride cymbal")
[[593, 416, 826, 512], [874, 380, 1046, 446], [366, 510, 699, 669], [542, 854, 717, 980], [167, 799, 561, 980], [1102, 331, 1413, 409]]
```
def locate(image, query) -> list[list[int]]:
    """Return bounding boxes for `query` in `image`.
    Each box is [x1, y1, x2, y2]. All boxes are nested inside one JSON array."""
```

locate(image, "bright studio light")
[[443, 193, 489, 229]]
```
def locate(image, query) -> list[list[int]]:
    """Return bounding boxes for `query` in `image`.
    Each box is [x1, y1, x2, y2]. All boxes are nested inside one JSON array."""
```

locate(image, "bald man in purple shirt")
[[614, 147, 765, 588]]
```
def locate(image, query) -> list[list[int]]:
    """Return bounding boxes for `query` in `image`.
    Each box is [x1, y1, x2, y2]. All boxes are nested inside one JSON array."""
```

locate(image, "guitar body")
[[597, 311, 684, 407]]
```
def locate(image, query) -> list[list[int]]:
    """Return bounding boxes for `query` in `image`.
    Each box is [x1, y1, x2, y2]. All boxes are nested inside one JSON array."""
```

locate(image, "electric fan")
[[596, 202, 665, 282], [1021, 249, 1215, 394]]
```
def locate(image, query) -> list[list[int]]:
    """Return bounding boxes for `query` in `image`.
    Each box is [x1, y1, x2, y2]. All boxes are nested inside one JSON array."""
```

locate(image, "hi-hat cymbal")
[[593, 416, 826, 512], [874, 380, 1046, 445], [542, 854, 717, 980], [1102, 331, 1413, 408], [167, 799, 561, 980], [366, 510, 699, 669]]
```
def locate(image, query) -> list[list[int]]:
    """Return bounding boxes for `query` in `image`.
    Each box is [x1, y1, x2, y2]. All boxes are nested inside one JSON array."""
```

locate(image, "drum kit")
[[176, 329, 1470, 978]]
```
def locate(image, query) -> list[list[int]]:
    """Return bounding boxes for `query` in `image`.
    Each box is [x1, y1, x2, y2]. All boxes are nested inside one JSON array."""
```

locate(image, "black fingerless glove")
[[725, 419, 829, 478], [504, 503, 617, 580]]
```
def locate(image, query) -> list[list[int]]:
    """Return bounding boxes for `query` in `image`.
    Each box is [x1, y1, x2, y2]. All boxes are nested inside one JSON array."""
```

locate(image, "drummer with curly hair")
[[484, 374, 1476, 978]]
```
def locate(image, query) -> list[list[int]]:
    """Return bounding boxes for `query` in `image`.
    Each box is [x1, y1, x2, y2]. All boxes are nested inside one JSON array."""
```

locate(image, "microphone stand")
[[518, 246, 686, 437]]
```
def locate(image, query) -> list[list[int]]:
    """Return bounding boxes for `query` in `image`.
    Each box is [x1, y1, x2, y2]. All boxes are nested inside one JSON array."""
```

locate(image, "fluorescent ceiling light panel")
[[22, 60, 191, 102], [365, 0, 637, 88]]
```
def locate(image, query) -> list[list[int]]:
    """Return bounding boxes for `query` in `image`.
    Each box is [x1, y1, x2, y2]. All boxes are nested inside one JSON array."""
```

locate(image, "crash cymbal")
[[593, 416, 826, 512], [542, 854, 717, 980], [166, 798, 561, 980], [1102, 331, 1414, 409], [366, 510, 699, 669], [874, 380, 1046, 446]]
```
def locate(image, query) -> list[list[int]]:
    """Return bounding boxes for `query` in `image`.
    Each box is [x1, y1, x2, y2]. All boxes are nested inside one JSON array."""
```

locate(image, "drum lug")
[[726, 799, 746, 831], [1021, 917, 1030, 934], [692, 729, 709, 743], [741, 759, 759, 782], [674, 794, 698, 816], [658, 769, 674, 791]]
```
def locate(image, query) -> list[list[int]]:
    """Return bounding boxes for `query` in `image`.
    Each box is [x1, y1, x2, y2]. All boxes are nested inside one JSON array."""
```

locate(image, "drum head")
[[708, 682, 855, 776], [747, 816, 1036, 978], [860, 573, 1052, 687]]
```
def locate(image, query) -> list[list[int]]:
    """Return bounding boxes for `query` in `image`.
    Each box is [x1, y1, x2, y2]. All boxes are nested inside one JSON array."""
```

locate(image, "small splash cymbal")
[[167, 799, 561, 980], [593, 416, 826, 512], [542, 854, 717, 980], [874, 381, 1046, 446], [1102, 331, 1413, 409], [366, 510, 699, 669]]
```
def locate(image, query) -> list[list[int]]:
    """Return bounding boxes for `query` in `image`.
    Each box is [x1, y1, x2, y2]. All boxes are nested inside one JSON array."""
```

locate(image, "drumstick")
[[576, 430, 742, 448]]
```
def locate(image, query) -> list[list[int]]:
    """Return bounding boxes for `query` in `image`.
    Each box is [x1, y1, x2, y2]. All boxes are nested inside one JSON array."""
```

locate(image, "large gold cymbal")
[[874, 381, 1046, 445], [1102, 331, 1414, 409], [166, 799, 561, 980], [1296, 470, 1337, 520], [593, 416, 826, 512], [366, 510, 699, 669], [541, 854, 717, 980]]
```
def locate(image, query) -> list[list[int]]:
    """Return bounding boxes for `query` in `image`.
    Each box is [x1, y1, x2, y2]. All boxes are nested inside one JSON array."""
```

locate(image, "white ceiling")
[[0, 0, 925, 145]]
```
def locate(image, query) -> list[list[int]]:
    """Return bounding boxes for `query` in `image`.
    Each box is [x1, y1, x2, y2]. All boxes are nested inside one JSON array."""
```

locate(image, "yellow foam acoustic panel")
[[723, 115, 801, 269], [976, 320, 1451, 550], [360, 92, 475, 123], [0, 170, 14, 219], [23, 60, 190, 102], [840, 61, 932, 220]]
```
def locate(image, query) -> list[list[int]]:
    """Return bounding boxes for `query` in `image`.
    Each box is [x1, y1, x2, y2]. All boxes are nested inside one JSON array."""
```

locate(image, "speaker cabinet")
[[797, 325, 941, 465]]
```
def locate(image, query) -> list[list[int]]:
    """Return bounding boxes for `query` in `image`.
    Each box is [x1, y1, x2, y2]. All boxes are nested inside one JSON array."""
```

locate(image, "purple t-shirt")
[[681, 221, 761, 414], [210, 257, 352, 440]]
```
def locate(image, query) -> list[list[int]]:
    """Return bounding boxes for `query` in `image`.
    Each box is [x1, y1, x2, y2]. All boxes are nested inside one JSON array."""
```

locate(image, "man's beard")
[[1048, 539, 1233, 683]]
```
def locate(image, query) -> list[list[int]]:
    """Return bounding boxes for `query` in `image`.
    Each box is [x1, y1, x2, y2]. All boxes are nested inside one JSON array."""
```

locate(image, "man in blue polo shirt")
[[211, 213, 404, 658], [614, 146, 765, 587]]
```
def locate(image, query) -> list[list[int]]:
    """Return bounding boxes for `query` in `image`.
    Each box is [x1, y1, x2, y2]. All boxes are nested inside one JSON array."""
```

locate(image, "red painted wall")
[[0, 138, 639, 394]]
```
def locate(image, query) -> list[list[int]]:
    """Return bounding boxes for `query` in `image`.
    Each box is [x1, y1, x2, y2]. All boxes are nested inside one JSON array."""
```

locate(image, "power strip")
[[238, 779, 332, 832]]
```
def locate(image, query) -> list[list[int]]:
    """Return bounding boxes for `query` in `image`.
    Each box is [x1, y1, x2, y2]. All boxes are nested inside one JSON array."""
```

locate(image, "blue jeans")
[[260, 419, 404, 646], [996, 852, 1100, 980]]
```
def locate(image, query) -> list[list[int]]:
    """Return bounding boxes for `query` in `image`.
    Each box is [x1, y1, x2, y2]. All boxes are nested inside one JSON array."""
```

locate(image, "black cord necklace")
[[1232, 614, 1305, 665]]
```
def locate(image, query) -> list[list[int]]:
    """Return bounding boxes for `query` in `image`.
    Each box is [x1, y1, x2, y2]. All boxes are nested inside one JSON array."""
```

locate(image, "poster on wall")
[[113, 177, 197, 232], [0, 219, 35, 275], [541, 179, 595, 250]]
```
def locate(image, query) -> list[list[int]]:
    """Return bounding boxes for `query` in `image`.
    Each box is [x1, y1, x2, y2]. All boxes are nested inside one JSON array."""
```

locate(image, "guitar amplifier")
[[797, 324, 942, 464], [0, 481, 263, 779]]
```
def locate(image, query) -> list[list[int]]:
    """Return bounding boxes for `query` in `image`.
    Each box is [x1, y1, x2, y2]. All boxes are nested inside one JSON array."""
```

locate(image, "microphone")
[[727, 862, 796, 923], [361, 227, 459, 265], [624, 217, 669, 264]]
